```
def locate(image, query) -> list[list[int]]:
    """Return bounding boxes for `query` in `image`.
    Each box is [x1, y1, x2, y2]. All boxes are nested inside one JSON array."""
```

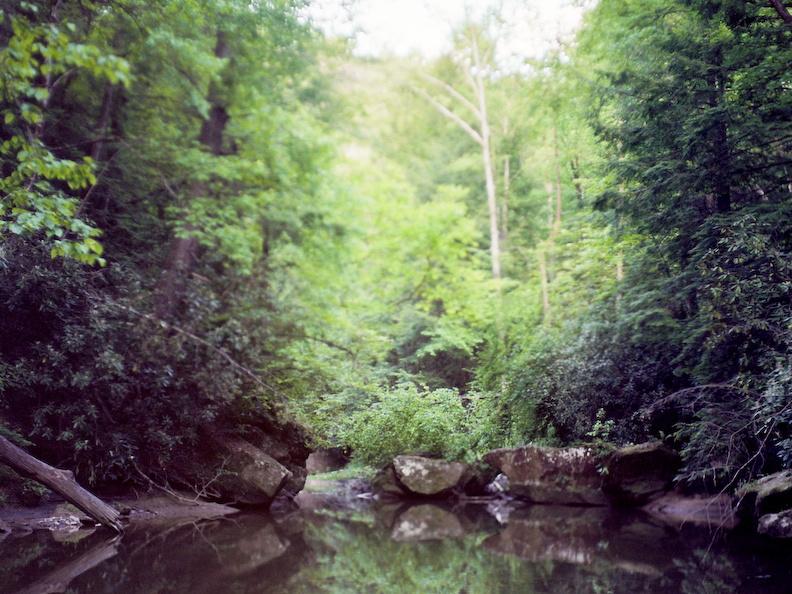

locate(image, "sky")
[[307, 0, 589, 61]]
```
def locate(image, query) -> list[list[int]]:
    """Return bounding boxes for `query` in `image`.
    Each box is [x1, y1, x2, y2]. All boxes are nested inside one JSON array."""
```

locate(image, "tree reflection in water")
[[1, 500, 791, 593]]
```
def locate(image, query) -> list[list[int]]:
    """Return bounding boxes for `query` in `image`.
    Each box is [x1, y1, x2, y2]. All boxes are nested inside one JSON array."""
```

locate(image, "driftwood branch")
[[0, 435, 123, 533]]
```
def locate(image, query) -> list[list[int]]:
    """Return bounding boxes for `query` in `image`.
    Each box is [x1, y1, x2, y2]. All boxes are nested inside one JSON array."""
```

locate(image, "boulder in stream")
[[371, 456, 475, 499], [734, 470, 792, 525], [166, 414, 310, 507], [393, 455, 470, 497], [371, 465, 407, 499], [210, 437, 293, 506], [757, 509, 792, 539], [602, 441, 681, 506], [483, 445, 609, 506]]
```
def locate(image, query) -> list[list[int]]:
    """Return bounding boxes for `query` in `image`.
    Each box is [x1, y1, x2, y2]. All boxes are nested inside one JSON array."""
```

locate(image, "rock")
[[734, 470, 792, 524], [167, 411, 311, 507], [371, 465, 407, 499], [391, 504, 465, 541], [306, 448, 350, 474], [602, 442, 681, 506], [642, 493, 737, 528], [212, 437, 293, 506], [757, 510, 792, 539], [240, 422, 311, 495], [486, 473, 510, 495], [483, 446, 609, 506], [392, 455, 470, 497]]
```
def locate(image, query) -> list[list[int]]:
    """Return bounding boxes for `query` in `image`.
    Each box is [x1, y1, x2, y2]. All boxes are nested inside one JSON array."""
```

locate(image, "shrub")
[[340, 385, 502, 467]]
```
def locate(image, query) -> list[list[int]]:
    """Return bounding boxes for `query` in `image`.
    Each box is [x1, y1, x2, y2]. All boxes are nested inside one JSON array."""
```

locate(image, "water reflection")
[[1, 498, 791, 593], [391, 504, 465, 541]]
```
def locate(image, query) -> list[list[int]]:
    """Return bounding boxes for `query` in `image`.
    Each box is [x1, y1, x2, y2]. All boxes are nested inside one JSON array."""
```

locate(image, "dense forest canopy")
[[1, 0, 791, 496]]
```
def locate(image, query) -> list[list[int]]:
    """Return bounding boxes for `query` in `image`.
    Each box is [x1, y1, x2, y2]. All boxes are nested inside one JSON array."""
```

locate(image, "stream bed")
[[2, 494, 791, 593]]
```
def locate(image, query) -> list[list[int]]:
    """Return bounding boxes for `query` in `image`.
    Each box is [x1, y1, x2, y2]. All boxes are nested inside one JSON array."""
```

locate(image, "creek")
[[1, 492, 791, 593]]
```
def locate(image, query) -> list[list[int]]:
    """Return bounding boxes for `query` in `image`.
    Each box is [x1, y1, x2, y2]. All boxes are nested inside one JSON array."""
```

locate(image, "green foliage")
[[338, 385, 502, 467], [0, 0, 336, 486], [556, 0, 792, 484], [0, 10, 130, 264], [0, 238, 319, 484], [2, 0, 790, 497]]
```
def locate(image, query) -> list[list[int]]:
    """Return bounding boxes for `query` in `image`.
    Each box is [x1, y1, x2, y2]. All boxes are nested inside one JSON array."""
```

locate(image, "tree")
[[0, 2, 130, 263], [413, 22, 503, 279], [0, 0, 338, 489], [0, 434, 122, 532], [571, 0, 792, 483]]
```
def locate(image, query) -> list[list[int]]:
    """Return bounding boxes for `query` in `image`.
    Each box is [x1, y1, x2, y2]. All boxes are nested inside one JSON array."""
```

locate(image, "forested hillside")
[[2, 0, 791, 498]]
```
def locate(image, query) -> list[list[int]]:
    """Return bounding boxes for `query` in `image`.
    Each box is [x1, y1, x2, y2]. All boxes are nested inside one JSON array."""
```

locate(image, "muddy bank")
[[0, 495, 238, 535]]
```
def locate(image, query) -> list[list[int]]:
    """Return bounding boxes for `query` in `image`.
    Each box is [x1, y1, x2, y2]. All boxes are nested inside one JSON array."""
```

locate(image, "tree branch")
[[411, 86, 484, 146], [419, 72, 481, 118], [769, 0, 792, 30], [108, 302, 289, 403]]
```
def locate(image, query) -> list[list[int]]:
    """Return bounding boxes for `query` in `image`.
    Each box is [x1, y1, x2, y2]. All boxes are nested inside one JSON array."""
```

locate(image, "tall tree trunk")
[[90, 82, 116, 164], [570, 156, 584, 207], [413, 26, 502, 280], [538, 248, 550, 322], [501, 154, 510, 246], [538, 121, 565, 324], [708, 61, 731, 213], [471, 31, 501, 280], [156, 32, 230, 319]]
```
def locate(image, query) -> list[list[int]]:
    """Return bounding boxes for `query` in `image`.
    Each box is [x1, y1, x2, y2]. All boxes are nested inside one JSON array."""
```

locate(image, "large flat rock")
[[483, 446, 609, 506]]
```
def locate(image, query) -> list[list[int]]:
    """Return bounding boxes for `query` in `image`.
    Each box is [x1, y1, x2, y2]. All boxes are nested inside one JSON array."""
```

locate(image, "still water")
[[1, 497, 791, 593]]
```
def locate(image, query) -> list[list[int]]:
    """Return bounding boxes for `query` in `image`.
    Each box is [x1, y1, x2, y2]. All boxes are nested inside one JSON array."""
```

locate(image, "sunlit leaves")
[[340, 385, 501, 466], [0, 11, 130, 264]]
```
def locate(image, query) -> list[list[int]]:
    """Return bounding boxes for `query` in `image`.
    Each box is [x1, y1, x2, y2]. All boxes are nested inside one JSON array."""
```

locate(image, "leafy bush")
[[495, 300, 684, 448], [340, 385, 502, 466], [0, 240, 298, 485]]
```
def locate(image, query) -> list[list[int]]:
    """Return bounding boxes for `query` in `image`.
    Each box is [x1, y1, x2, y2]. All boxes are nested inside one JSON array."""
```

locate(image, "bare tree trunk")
[[90, 82, 116, 164], [470, 31, 501, 280], [501, 155, 510, 246], [0, 435, 123, 533], [413, 26, 502, 279], [569, 156, 584, 207], [537, 121, 566, 324], [550, 121, 563, 245]]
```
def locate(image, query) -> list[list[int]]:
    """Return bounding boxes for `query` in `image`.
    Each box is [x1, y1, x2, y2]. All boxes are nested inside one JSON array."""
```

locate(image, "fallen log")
[[0, 434, 123, 533]]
